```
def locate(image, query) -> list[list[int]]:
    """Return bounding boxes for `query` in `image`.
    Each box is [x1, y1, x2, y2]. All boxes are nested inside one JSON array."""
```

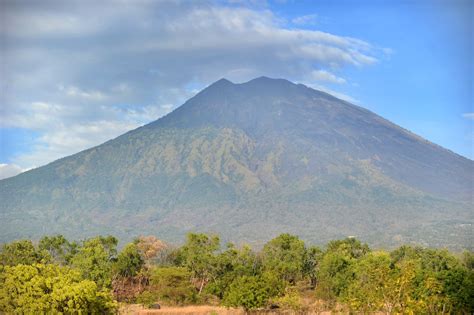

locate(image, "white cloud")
[[310, 70, 346, 84], [1, 1, 387, 169], [292, 14, 318, 26], [462, 113, 474, 120], [1, 99, 170, 169], [62, 86, 107, 101], [0, 164, 24, 180]]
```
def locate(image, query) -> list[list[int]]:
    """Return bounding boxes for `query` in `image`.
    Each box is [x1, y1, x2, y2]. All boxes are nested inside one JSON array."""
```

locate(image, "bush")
[[223, 272, 285, 310], [271, 287, 303, 311], [70, 236, 118, 289], [148, 267, 197, 305], [0, 263, 117, 313], [136, 290, 160, 308], [261, 233, 306, 283], [0, 240, 49, 266], [114, 243, 144, 277]]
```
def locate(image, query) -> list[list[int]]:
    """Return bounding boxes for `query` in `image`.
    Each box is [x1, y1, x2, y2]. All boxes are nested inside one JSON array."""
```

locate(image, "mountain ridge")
[[1, 77, 472, 249]]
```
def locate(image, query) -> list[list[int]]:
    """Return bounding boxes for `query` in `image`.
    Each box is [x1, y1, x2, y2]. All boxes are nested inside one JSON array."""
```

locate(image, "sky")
[[0, 0, 472, 179]]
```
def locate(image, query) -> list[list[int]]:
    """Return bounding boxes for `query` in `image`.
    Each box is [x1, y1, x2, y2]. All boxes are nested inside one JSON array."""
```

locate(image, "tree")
[[0, 239, 48, 266], [326, 237, 370, 259], [315, 238, 369, 302], [345, 251, 395, 313], [223, 272, 284, 310], [261, 233, 306, 283], [0, 263, 117, 313], [70, 236, 118, 289], [461, 251, 474, 270], [303, 245, 322, 288], [207, 243, 260, 299], [315, 250, 354, 301], [390, 245, 474, 313], [135, 235, 167, 268], [114, 243, 144, 277], [179, 233, 220, 294], [147, 267, 197, 305], [38, 235, 77, 265]]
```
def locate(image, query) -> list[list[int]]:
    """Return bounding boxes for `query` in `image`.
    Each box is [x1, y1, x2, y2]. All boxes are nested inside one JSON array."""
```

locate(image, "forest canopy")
[[1, 233, 473, 313]]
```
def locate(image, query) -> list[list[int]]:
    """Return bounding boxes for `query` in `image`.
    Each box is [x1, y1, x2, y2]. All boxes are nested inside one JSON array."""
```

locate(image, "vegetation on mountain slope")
[[0, 77, 472, 249]]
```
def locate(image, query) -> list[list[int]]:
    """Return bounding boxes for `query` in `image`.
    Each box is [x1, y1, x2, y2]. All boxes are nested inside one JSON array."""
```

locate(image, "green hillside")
[[1, 77, 472, 249]]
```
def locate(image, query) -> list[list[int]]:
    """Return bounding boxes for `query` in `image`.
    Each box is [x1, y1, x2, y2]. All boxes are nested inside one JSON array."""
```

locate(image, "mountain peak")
[[0, 75, 472, 249], [244, 76, 295, 87], [212, 78, 234, 86]]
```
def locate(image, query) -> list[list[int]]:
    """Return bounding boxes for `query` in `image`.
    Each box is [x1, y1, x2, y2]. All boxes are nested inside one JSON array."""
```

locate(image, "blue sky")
[[0, 0, 472, 179]]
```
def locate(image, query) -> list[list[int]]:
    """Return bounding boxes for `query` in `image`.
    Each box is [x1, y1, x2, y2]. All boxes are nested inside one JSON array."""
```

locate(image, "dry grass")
[[120, 304, 340, 315], [119, 304, 244, 315]]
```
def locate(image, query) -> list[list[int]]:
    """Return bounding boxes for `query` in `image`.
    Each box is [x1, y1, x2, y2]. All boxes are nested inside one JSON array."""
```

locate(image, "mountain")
[[1, 77, 472, 249]]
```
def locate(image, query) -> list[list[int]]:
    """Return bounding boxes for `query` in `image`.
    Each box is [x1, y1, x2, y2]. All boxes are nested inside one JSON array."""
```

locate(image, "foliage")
[[38, 234, 78, 265], [462, 250, 474, 270], [136, 290, 160, 308], [315, 250, 353, 301], [326, 237, 370, 259], [178, 233, 220, 294], [271, 287, 303, 311], [114, 243, 144, 277], [135, 235, 167, 268], [0, 233, 472, 313], [149, 267, 197, 305], [315, 237, 370, 302], [70, 236, 118, 289], [303, 245, 322, 288], [345, 251, 395, 313], [206, 243, 260, 299], [0, 263, 117, 313], [261, 233, 306, 283], [222, 272, 285, 310], [0, 240, 49, 266]]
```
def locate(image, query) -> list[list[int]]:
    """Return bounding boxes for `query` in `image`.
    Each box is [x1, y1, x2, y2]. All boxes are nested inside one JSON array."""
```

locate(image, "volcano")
[[1, 77, 472, 249]]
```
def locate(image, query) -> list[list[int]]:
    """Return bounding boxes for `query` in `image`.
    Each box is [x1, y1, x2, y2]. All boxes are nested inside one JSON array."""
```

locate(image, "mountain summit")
[[1, 77, 472, 249]]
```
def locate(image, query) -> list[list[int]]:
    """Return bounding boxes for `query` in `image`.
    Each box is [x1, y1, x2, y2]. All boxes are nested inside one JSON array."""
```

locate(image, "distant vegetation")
[[1, 233, 473, 313]]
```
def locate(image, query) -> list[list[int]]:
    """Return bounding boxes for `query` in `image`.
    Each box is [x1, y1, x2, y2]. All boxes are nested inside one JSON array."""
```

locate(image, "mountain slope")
[[1, 77, 472, 249]]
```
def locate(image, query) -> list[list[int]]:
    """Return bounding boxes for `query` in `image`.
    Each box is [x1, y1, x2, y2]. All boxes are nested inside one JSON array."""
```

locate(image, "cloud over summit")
[[1, 0, 385, 173]]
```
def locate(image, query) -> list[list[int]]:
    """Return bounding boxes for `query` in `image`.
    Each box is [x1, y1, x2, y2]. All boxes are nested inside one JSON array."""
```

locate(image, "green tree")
[[0, 239, 48, 266], [345, 251, 396, 313], [0, 263, 117, 313], [147, 266, 197, 305], [390, 245, 474, 313], [303, 245, 322, 288], [316, 250, 353, 301], [315, 237, 370, 302], [38, 235, 77, 265], [461, 251, 474, 270], [261, 233, 306, 283], [223, 272, 284, 310], [206, 243, 260, 299], [114, 242, 144, 277], [326, 237, 370, 259], [71, 236, 118, 289], [179, 233, 220, 294]]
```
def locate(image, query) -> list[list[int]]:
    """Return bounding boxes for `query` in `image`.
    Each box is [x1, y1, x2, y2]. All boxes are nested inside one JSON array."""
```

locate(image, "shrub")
[[114, 243, 144, 277], [0, 263, 117, 313], [0, 240, 49, 266], [223, 272, 285, 310], [148, 266, 197, 305]]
